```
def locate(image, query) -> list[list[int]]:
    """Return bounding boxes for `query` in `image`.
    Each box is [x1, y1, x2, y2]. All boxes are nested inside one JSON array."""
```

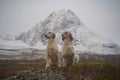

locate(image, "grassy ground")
[[0, 55, 120, 80], [61, 62, 120, 80], [0, 60, 120, 80], [0, 59, 46, 79], [2, 62, 120, 80]]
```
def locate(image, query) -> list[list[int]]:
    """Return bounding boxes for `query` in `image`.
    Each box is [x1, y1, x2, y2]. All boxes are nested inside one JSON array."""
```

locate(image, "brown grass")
[[0, 59, 46, 79]]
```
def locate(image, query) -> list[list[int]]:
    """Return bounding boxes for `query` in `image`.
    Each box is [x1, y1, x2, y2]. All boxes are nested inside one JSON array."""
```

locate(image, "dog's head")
[[45, 32, 56, 39], [61, 31, 73, 41]]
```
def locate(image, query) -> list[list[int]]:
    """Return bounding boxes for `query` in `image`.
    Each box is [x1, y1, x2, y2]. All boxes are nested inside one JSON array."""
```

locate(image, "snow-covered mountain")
[[4, 34, 15, 40], [16, 9, 120, 54], [0, 37, 30, 49], [0, 37, 30, 56], [0, 37, 45, 60], [0, 34, 15, 41], [16, 22, 43, 46]]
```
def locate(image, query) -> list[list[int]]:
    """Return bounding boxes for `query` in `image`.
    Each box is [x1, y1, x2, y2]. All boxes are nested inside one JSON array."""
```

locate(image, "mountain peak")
[[52, 9, 75, 15], [42, 9, 81, 32]]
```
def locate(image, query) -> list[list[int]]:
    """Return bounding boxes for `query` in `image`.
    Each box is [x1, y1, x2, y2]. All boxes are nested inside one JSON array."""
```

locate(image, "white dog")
[[61, 31, 75, 67], [45, 32, 61, 69]]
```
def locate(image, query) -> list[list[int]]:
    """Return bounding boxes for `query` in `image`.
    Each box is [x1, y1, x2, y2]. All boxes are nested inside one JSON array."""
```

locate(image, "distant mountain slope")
[[0, 37, 30, 49], [16, 9, 120, 54], [0, 38, 45, 59]]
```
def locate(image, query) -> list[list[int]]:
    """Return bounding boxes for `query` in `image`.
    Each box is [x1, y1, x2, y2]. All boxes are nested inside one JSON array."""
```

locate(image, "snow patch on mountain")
[[0, 37, 30, 49]]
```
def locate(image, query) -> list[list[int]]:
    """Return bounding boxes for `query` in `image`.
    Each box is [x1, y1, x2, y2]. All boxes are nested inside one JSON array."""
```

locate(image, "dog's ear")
[[61, 34, 64, 41], [53, 33, 56, 39], [69, 32, 74, 41], [45, 34, 49, 39]]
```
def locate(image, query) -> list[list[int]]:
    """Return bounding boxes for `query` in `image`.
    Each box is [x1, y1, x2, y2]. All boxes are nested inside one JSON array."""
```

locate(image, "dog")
[[45, 32, 61, 69], [61, 31, 75, 67]]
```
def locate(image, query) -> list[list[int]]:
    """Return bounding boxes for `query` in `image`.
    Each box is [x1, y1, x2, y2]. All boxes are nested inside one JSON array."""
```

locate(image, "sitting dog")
[[45, 32, 60, 69], [61, 31, 75, 67]]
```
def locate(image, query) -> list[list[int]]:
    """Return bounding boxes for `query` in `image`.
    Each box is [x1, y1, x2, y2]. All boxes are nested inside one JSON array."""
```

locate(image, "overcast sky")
[[0, 0, 120, 43]]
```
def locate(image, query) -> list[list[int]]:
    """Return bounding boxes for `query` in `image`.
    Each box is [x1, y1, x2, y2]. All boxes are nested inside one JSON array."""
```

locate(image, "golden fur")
[[45, 32, 61, 69], [61, 31, 75, 67]]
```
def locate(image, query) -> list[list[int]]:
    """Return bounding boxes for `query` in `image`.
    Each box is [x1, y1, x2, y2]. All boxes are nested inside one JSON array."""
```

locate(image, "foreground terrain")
[[4, 62, 120, 80], [0, 54, 120, 80], [0, 59, 46, 79]]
